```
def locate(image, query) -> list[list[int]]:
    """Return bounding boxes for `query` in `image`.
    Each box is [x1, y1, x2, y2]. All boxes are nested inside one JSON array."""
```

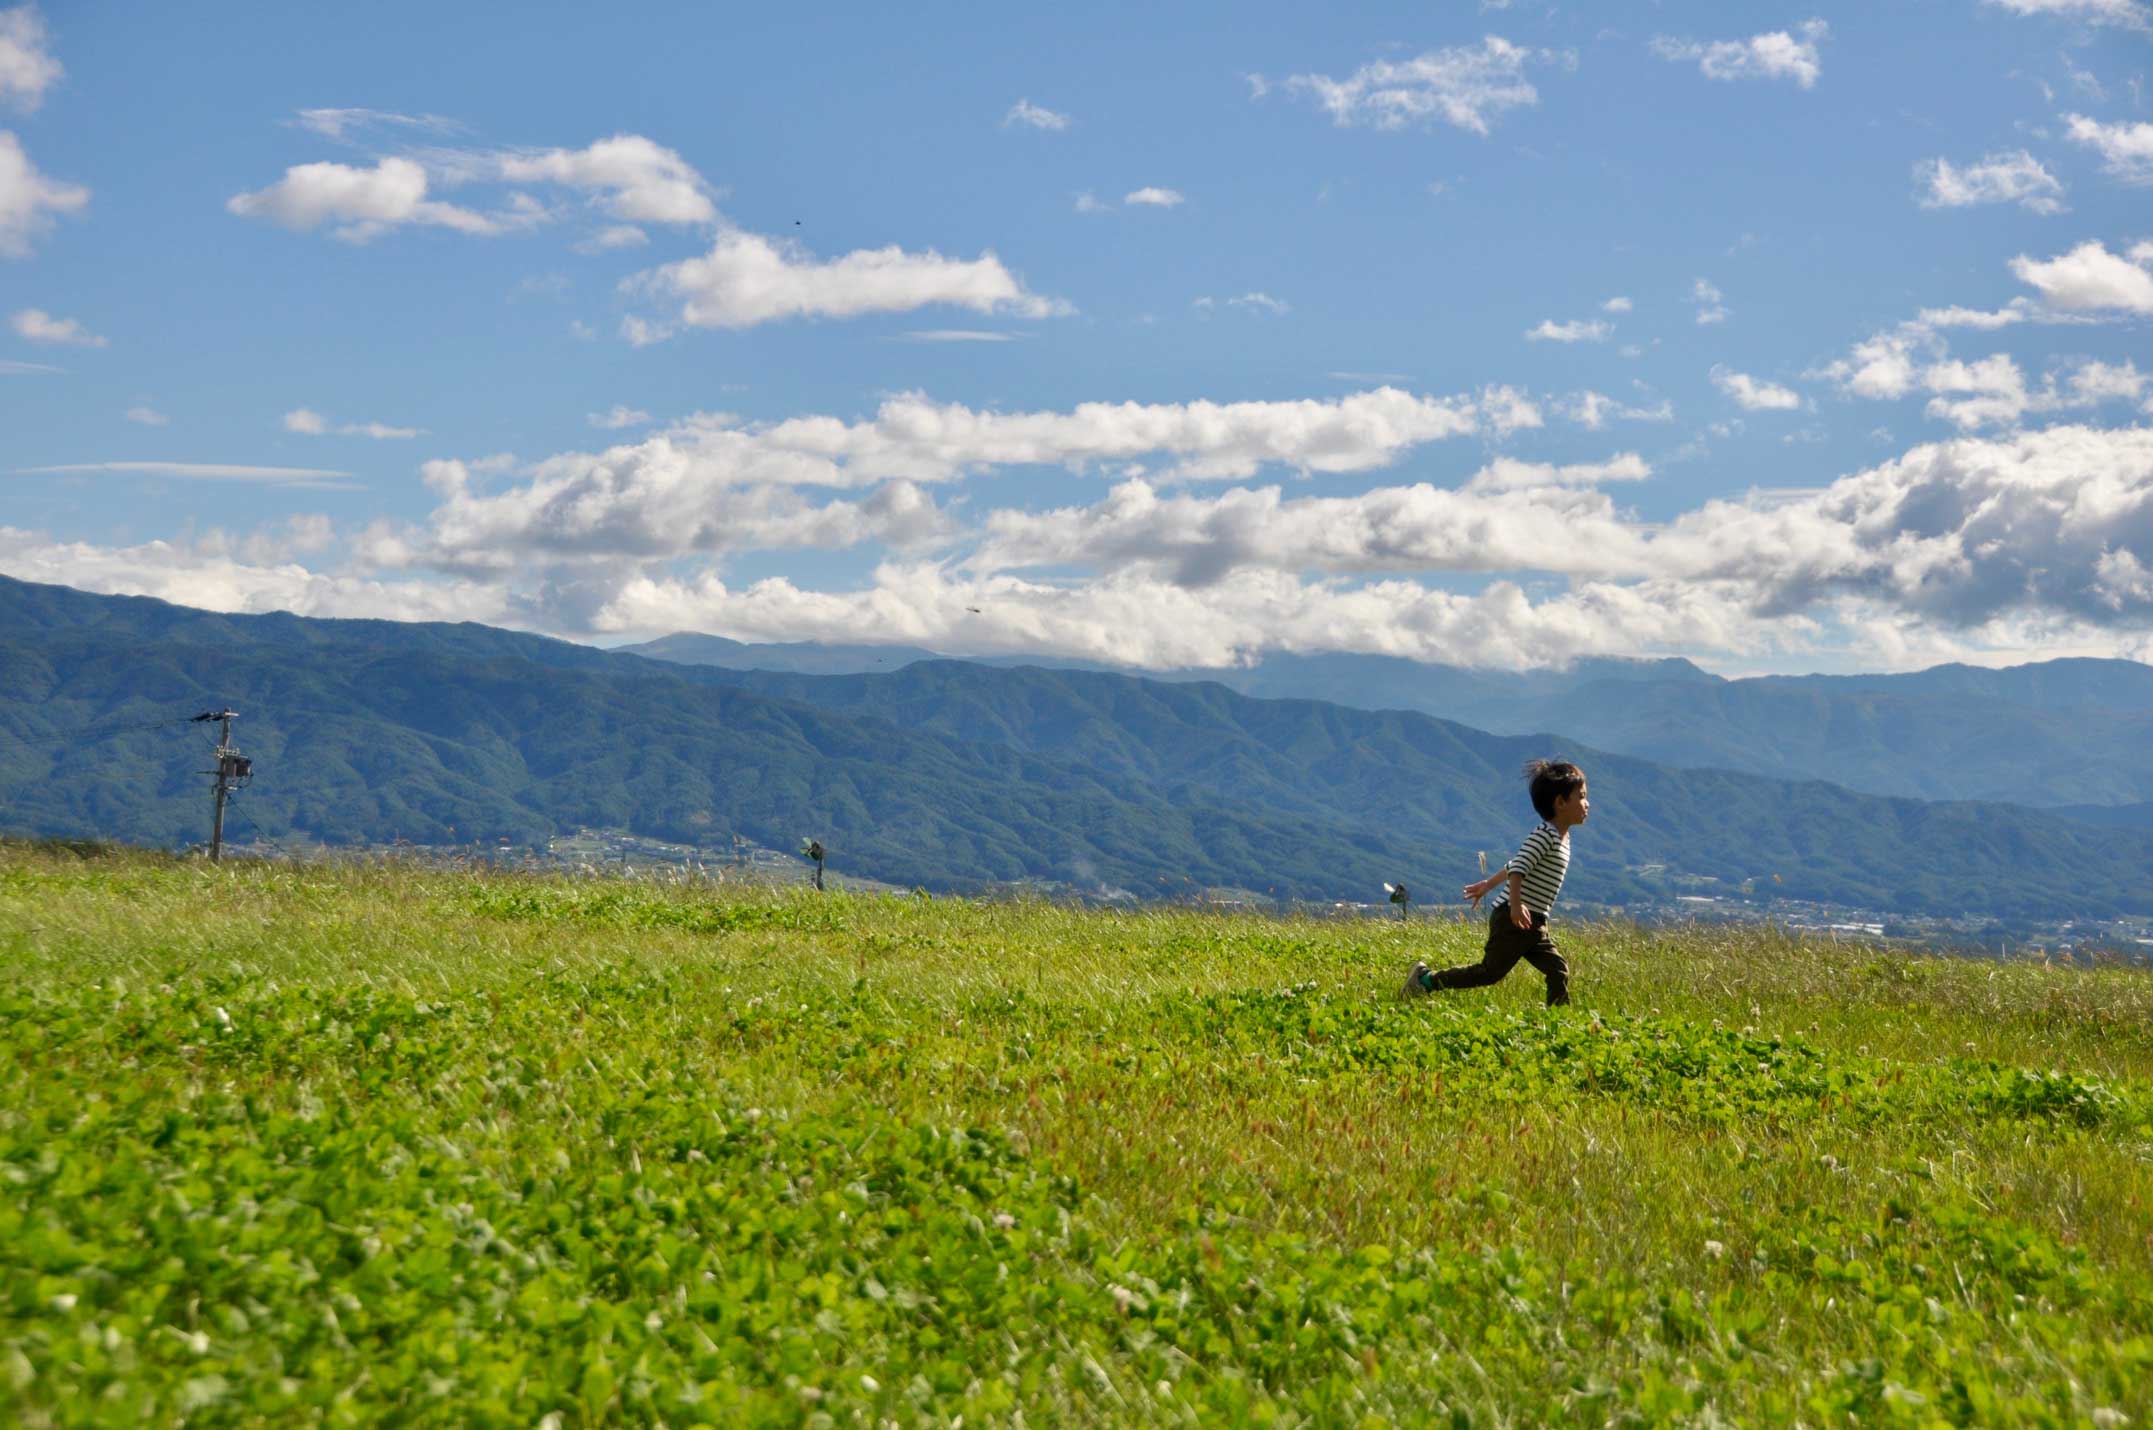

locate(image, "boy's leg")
[[1518, 914, 1570, 1006], [1425, 905, 1526, 990]]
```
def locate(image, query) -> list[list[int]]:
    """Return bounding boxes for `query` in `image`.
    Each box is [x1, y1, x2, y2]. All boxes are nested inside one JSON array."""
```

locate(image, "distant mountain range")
[[4, 574, 2147, 919], [620, 636, 2153, 813]]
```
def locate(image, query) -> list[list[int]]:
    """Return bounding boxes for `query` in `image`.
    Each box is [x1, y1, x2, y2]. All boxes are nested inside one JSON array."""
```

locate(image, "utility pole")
[[192, 709, 250, 863]]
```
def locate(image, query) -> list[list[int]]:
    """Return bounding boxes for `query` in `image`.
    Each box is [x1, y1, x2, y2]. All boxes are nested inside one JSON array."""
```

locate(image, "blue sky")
[[3, 0, 2152, 673]]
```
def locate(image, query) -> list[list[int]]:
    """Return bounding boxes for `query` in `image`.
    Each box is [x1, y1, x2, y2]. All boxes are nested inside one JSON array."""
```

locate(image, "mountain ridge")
[[2, 575, 2145, 919], [623, 630, 2153, 808]]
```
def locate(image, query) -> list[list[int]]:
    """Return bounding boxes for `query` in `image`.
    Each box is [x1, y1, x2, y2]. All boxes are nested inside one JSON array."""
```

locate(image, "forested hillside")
[[3, 576, 2147, 916]]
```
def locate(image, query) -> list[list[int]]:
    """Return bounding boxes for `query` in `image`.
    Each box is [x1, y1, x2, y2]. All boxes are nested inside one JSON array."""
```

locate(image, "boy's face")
[[1556, 783, 1590, 826]]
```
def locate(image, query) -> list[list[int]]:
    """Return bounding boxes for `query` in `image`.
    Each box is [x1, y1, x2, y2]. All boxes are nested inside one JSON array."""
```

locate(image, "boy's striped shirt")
[[1504, 822, 1570, 916]]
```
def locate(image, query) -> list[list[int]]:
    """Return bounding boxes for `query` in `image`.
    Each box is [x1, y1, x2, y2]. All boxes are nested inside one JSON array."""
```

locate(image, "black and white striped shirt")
[[1504, 822, 1570, 916]]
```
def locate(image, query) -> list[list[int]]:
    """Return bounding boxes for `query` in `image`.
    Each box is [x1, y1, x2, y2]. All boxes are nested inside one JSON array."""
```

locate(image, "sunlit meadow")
[[2, 841, 2149, 1425]]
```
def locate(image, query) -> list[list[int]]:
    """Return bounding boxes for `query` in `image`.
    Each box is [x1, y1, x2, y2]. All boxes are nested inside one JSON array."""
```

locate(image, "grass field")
[[2, 841, 2149, 1426]]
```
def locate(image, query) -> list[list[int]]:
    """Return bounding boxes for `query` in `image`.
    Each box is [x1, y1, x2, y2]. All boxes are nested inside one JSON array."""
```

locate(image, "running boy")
[[1402, 759, 1588, 1008]]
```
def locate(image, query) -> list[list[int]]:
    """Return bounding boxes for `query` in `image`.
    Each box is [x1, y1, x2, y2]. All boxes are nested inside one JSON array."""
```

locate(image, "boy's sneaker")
[[1400, 961, 1433, 999]]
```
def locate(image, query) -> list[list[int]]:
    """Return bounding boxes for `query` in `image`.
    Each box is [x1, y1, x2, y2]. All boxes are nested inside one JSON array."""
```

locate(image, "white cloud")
[[1227, 292, 1290, 315], [511, 272, 570, 301], [627, 230, 1069, 329], [1004, 99, 1070, 131], [1463, 453, 1653, 491], [901, 329, 1018, 342], [0, 5, 60, 112], [1475, 384, 1544, 437], [0, 356, 57, 373], [234, 132, 714, 243], [562, 424, 2153, 666], [18, 419, 2153, 672], [283, 407, 420, 438], [1921, 354, 2032, 430], [123, 404, 167, 427], [1124, 186, 1184, 207], [2009, 238, 2153, 312], [648, 386, 1492, 490], [0, 525, 507, 625], [965, 468, 1657, 589], [1914, 303, 2030, 330], [1915, 151, 2066, 213], [2064, 57, 2108, 101], [589, 404, 652, 429], [1602, 295, 1633, 313], [1525, 317, 1610, 342], [1818, 293, 2148, 428], [388, 385, 1512, 578], [1652, 20, 1828, 89], [1691, 277, 1729, 324], [493, 134, 716, 226], [1563, 390, 1675, 428], [969, 424, 2153, 635], [1816, 329, 1930, 400], [2068, 358, 2149, 405], [1807, 232, 2153, 410], [227, 156, 505, 242], [293, 108, 460, 143], [1564, 392, 1615, 430], [1285, 37, 1562, 135], [573, 224, 648, 253], [229, 132, 1064, 352], [10, 306, 101, 346], [1073, 191, 1108, 214], [0, 128, 84, 256], [1921, 353, 2151, 430], [2064, 113, 2153, 182], [1712, 367, 1803, 411], [618, 315, 673, 347], [1985, 0, 2150, 28], [406, 456, 957, 576], [581, 561, 1801, 669], [15, 461, 355, 488]]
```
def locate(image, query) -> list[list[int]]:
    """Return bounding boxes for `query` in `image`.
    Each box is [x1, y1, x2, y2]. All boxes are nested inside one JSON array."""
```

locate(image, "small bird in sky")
[[965, 606, 982, 614]]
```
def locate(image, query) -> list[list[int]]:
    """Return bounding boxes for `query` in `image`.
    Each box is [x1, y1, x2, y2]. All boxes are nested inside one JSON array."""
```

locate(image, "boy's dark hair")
[[1523, 759, 1586, 821]]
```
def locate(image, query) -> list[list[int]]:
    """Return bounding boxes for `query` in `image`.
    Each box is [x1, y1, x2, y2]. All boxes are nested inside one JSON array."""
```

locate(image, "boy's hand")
[[1461, 874, 1493, 908], [1509, 901, 1533, 930]]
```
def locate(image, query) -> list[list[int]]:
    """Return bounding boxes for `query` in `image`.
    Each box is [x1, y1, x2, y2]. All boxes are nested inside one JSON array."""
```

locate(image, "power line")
[[218, 794, 285, 858], [0, 712, 204, 748]]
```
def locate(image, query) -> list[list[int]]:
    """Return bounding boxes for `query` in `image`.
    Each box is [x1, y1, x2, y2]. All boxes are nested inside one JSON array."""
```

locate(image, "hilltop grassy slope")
[[2, 842, 2148, 1425]]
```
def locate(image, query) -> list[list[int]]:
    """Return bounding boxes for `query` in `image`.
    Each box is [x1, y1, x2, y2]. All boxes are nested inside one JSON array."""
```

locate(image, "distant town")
[[209, 825, 2152, 969]]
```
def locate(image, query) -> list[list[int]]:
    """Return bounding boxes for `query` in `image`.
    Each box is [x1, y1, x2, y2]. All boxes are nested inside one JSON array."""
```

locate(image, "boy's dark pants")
[[1433, 903, 1570, 1006]]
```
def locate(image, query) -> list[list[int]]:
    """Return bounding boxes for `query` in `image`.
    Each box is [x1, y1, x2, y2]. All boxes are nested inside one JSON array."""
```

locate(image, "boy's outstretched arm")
[[1462, 871, 1504, 907]]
